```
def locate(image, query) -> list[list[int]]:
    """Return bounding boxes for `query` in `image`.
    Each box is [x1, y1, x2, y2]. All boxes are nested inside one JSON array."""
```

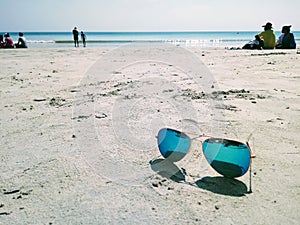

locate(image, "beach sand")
[[0, 45, 299, 224]]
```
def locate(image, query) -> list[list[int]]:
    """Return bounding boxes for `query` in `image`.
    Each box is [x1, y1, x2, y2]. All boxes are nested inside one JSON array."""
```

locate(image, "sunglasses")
[[155, 127, 256, 193]]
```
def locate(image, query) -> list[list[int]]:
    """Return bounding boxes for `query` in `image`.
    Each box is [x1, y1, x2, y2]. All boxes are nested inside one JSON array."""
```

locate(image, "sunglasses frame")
[[154, 127, 256, 193]]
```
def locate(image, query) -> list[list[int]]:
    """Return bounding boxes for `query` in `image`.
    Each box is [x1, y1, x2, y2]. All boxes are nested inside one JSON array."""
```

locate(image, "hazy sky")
[[1, 0, 299, 32]]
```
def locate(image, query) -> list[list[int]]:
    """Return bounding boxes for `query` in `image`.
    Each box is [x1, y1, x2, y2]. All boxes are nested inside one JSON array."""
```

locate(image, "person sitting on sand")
[[0, 34, 4, 48], [258, 22, 276, 49], [276, 25, 296, 49], [3, 33, 14, 48], [15, 32, 28, 48], [242, 35, 264, 50]]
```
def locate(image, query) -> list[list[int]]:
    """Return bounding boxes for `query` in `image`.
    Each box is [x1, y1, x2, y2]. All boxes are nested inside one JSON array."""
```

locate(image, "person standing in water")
[[72, 27, 79, 47], [81, 31, 86, 47]]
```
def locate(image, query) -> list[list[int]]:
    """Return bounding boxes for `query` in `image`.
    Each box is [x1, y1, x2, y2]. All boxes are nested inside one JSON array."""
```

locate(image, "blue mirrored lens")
[[202, 138, 250, 178], [157, 128, 191, 162]]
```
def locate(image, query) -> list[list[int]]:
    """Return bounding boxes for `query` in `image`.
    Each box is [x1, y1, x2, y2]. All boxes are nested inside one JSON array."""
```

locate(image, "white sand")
[[0, 45, 299, 224]]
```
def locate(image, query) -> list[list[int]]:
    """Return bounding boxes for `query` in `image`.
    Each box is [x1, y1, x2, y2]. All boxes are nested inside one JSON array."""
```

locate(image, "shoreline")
[[1, 30, 299, 49], [3, 42, 300, 50]]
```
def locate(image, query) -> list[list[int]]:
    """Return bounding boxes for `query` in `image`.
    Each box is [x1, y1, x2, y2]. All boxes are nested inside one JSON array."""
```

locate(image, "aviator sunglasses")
[[155, 127, 256, 192]]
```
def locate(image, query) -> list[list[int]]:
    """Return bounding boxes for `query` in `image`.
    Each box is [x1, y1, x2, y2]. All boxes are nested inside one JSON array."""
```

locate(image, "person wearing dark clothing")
[[72, 27, 79, 47], [0, 34, 4, 48], [81, 31, 86, 47], [276, 25, 296, 49], [242, 35, 264, 50]]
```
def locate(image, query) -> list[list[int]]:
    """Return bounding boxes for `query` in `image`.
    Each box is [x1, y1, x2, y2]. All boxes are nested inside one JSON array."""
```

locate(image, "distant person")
[[276, 25, 296, 49], [15, 32, 28, 48], [3, 33, 14, 48], [242, 35, 264, 50], [81, 31, 86, 47], [258, 22, 276, 49], [72, 27, 79, 47], [0, 34, 4, 48]]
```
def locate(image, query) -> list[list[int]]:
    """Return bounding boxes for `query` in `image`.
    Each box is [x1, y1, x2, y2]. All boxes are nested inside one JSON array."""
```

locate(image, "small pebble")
[[152, 183, 159, 188], [33, 98, 47, 102], [4, 189, 20, 195]]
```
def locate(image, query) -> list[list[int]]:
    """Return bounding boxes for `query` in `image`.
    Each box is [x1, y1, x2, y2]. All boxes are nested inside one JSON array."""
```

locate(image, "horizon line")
[[2, 30, 299, 33]]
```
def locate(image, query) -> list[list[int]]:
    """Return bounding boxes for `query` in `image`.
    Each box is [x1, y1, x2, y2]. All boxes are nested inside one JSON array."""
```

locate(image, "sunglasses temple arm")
[[246, 134, 256, 158], [248, 157, 253, 193]]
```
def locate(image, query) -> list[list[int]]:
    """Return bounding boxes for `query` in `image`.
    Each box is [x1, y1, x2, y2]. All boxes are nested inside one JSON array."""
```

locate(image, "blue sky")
[[1, 0, 299, 32]]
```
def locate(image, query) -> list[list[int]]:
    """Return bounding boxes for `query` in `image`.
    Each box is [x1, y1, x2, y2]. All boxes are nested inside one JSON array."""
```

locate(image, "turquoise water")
[[2, 31, 300, 48]]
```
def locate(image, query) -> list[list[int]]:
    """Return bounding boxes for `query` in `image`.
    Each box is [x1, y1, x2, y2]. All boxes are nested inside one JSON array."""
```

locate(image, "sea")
[[2, 31, 300, 48]]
